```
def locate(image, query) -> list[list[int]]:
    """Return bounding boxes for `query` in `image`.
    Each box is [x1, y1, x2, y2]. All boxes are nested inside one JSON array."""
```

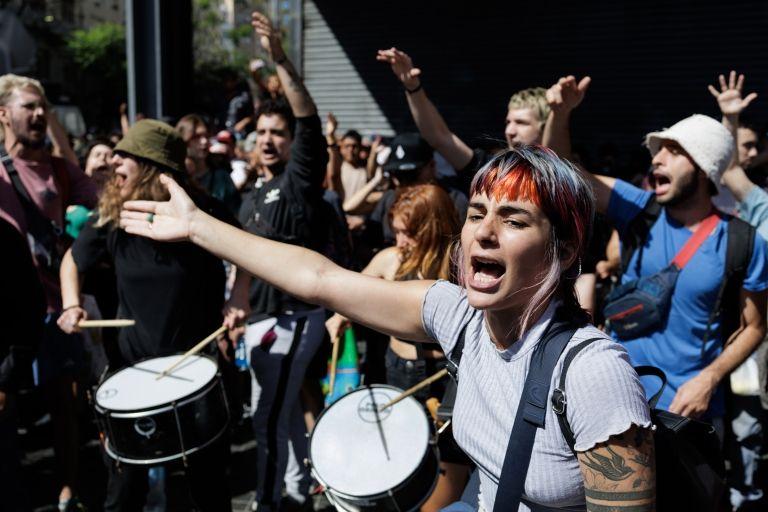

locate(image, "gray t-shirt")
[[421, 281, 652, 511]]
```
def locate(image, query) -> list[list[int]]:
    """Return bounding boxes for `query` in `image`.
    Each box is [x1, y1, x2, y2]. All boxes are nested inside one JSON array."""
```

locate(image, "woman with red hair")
[[120, 145, 655, 511]]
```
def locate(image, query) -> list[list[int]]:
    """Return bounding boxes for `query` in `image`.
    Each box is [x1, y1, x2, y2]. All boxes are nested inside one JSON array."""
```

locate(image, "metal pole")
[[125, 0, 137, 124], [153, 0, 163, 119]]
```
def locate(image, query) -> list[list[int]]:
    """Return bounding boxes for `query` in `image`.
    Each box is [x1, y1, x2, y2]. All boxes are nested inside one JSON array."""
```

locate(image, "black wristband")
[[275, 55, 287, 65], [405, 82, 423, 95]]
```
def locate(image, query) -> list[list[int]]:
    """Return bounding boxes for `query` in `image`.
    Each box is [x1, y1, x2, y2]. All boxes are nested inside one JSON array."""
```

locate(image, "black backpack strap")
[[620, 197, 661, 273], [551, 337, 605, 453], [1, 148, 64, 247], [493, 315, 581, 512], [445, 321, 468, 381]]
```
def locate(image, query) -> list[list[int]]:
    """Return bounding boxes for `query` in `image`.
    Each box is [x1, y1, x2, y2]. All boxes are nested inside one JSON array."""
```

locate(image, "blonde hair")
[[507, 87, 550, 128], [0, 74, 47, 106], [95, 161, 171, 228]]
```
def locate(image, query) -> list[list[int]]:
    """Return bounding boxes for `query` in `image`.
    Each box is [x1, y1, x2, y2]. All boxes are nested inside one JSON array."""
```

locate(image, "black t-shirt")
[[72, 196, 236, 365], [368, 183, 468, 246], [238, 115, 328, 321]]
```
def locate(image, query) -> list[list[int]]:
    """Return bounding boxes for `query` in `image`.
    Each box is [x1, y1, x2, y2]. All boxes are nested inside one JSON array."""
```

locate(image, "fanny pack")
[[603, 213, 720, 340]]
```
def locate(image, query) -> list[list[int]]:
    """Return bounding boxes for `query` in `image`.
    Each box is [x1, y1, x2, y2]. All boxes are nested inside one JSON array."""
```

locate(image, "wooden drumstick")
[[156, 325, 227, 380], [78, 319, 136, 328], [328, 333, 342, 397], [379, 368, 449, 411]]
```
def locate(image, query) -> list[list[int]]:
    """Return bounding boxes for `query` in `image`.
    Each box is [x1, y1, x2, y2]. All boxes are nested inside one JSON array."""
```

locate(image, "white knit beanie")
[[645, 114, 734, 184]]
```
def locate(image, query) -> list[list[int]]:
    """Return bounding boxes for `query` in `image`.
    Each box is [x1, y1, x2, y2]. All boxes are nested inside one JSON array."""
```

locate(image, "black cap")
[[382, 133, 433, 176]]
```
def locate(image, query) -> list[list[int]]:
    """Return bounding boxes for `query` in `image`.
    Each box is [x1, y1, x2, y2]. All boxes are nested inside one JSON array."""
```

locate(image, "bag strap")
[[699, 216, 755, 359], [1, 148, 63, 243], [620, 198, 661, 273], [670, 213, 720, 269], [493, 315, 580, 512], [554, 344, 667, 453], [446, 321, 468, 381], [550, 337, 605, 453]]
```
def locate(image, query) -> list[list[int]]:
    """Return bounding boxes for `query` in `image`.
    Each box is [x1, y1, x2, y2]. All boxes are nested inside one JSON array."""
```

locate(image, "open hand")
[[668, 371, 718, 418], [326, 112, 338, 138], [376, 47, 421, 90], [708, 70, 757, 117], [120, 174, 198, 242], [546, 75, 591, 114]]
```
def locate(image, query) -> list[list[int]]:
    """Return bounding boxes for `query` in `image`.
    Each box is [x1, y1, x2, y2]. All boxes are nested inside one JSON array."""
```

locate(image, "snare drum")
[[94, 354, 229, 465], [308, 385, 439, 511]]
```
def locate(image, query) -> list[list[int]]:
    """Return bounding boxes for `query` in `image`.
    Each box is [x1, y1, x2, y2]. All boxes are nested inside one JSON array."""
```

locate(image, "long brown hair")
[[389, 184, 460, 281], [95, 160, 173, 228]]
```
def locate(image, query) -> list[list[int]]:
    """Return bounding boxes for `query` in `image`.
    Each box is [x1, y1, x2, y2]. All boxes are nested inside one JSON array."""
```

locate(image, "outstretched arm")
[[120, 175, 431, 342], [376, 48, 473, 171], [252, 12, 315, 117]]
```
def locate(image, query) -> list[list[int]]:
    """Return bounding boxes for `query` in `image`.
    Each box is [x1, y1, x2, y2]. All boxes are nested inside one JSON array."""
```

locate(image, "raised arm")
[[324, 112, 343, 195], [252, 12, 316, 117], [543, 75, 614, 213], [47, 109, 79, 167], [709, 71, 758, 203], [376, 48, 473, 171], [121, 175, 431, 342]]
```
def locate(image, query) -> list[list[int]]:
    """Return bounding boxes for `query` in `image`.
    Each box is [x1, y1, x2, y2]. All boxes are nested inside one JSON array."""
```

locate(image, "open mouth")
[[114, 172, 126, 187], [261, 146, 278, 160], [650, 172, 671, 196], [469, 256, 506, 291]]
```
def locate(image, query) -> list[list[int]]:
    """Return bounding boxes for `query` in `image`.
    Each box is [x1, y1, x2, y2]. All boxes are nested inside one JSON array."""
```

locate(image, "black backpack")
[[555, 340, 726, 511]]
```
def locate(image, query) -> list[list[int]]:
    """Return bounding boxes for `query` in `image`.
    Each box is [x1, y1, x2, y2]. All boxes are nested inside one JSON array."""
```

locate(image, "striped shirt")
[[421, 281, 651, 511]]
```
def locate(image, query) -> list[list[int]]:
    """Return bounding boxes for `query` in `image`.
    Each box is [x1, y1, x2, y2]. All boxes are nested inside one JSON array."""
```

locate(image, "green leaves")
[[66, 22, 126, 71]]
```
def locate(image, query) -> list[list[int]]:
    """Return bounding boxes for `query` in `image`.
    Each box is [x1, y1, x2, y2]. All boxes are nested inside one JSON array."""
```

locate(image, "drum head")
[[95, 355, 217, 411], [309, 385, 431, 497]]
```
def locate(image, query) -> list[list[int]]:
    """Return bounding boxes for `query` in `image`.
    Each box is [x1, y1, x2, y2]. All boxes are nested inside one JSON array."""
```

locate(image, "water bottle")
[[235, 336, 248, 371]]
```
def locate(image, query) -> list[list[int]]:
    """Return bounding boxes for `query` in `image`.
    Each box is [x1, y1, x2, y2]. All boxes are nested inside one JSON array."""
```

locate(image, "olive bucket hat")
[[114, 119, 187, 173]]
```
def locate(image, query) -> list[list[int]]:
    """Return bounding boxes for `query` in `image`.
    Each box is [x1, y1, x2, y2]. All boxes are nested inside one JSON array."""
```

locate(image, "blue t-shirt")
[[607, 179, 768, 417]]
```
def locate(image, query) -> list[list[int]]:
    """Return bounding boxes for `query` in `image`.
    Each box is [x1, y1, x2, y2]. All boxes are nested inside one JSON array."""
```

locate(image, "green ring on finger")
[[147, 213, 154, 224]]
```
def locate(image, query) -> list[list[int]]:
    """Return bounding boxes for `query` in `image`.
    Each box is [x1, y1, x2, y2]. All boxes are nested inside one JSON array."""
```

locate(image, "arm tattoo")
[[579, 426, 656, 512], [582, 447, 634, 481]]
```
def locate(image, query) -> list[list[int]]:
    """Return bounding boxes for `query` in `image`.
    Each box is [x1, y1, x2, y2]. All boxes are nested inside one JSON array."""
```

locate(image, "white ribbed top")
[[421, 281, 651, 511]]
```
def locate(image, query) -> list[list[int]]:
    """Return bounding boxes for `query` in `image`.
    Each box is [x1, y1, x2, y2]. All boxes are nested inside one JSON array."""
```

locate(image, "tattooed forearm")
[[273, 56, 316, 116], [578, 426, 656, 512]]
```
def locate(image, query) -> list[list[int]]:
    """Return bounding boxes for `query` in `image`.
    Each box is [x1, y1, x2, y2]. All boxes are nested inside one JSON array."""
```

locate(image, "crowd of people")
[[1, 9, 768, 512]]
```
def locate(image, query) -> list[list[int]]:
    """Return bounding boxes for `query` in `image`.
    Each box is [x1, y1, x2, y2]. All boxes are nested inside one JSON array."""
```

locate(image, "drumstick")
[[156, 325, 227, 380], [379, 368, 449, 411], [328, 333, 342, 397], [78, 319, 136, 328]]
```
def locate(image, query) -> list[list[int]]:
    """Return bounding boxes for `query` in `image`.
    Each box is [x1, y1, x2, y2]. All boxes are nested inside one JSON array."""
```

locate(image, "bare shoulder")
[[577, 425, 656, 511], [363, 246, 402, 279]]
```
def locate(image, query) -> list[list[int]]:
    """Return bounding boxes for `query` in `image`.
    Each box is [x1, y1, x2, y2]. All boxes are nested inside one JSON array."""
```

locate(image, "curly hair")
[[389, 184, 460, 281], [95, 160, 173, 228]]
